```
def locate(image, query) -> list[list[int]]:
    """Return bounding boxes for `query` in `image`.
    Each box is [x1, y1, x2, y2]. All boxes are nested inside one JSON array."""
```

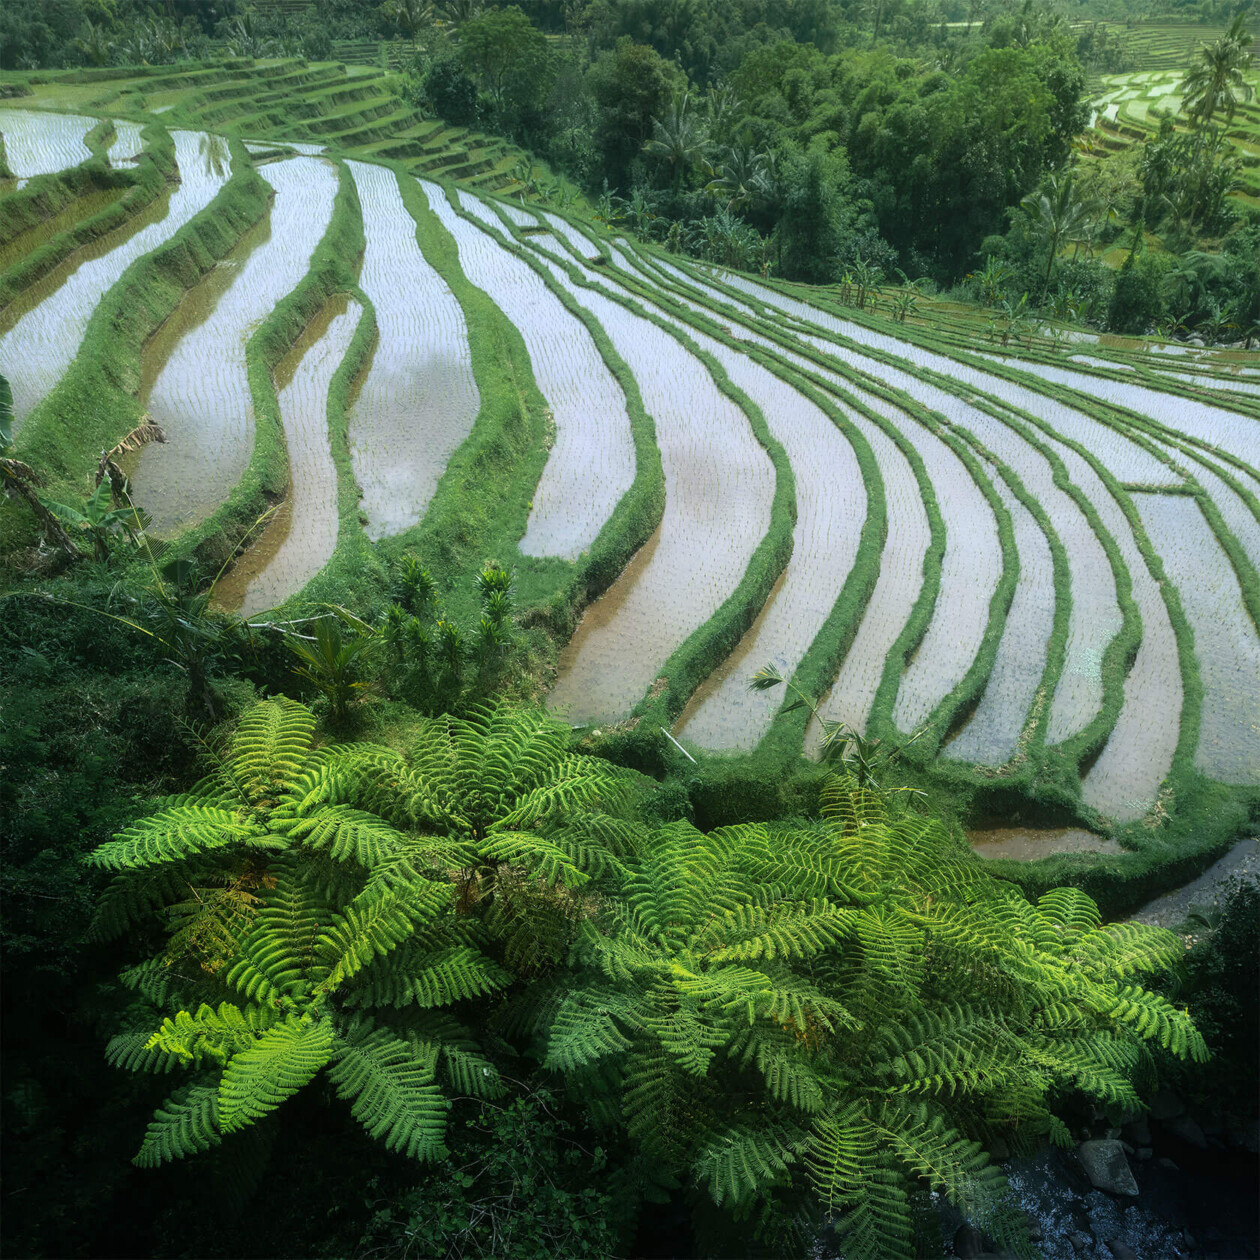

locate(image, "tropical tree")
[[38, 480, 150, 564], [646, 93, 709, 190], [92, 698, 514, 1170], [704, 139, 772, 212], [967, 256, 1013, 307], [515, 781, 1207, 1258], [458, 4, 550, 113], [380, 0, 435, 49], [1019, 173, 1098, 298], [1180, 14, 1255, 129]]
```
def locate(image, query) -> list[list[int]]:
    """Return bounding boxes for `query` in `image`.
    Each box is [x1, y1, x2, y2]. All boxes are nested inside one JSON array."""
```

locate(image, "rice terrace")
[[1, 5, 1259, 1258]]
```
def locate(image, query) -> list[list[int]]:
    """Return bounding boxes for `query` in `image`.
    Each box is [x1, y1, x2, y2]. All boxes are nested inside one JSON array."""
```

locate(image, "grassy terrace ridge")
[[0, 65, 1255, 918], [474, 194, 798, 741], [0, 121, 173, 310]]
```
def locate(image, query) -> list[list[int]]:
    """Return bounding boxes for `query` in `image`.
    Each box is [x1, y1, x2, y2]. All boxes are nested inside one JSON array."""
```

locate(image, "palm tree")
[[704, 140, 771, 212], [1180, 14, 1255, 129], [646, 94, 709, 191], [1019, 173, 1098, 298], [382, 0, 435, 50]]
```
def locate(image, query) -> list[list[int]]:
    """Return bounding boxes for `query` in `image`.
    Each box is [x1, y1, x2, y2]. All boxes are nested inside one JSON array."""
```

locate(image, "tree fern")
[[327, 1020, 448, 1159], [217, 1015, 335, 1132]]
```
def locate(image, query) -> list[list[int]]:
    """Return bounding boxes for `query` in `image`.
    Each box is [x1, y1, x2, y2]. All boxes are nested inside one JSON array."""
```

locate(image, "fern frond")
[[227, 698, 317, 803], [317, 877, 451, 989], [91, 806, 268, 870], [133, 1081, 222, 1166], [344, 944, 510, 1009], [145, 1001, 279, 1068], [1102, 984, 1209, 1060], [272, 804, 409, 867], [107, 1028, 185, 1074], [694, 1119, 801, 1207], [1075, 922, 1184, 981], [217, 1015, 335, 1132], [327, 1020, 447, 1160], [544, 985, 647, 1072], [92, 866, 197, 940]]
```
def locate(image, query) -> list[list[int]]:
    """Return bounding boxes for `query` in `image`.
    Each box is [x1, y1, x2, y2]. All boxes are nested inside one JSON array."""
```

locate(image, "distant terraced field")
[[1081, 22, 1260, 204], [2, 62, 1257, 871]]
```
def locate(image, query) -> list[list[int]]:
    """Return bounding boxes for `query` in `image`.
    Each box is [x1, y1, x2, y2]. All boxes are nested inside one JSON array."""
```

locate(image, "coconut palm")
[[382, 0, 435, 49], [704, 140, 772, 212], [1181, 14, 1254, 129], [646, 94, 709, 191], [1019, 173, 1098, 298]]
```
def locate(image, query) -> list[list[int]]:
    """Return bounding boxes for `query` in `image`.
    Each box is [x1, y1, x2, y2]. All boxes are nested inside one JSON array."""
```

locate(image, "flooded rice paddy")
[[1135, 493, 1260, 785], [214, 295, 362, 615], [427, 187, 636, 560], [346, 160, 478, 539], [1, 130, 230, 428], [0, 108, 94, 183], [540, 245, 774, 725], [2, 120, 1255, 822], [130, 155, 338, 536]]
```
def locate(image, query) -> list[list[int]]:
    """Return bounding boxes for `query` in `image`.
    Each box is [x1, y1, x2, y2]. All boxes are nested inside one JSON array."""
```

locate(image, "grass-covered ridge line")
[[0, 123, 174, 311], [433, 184, 665, 644], [171, 158, 375, 582], [13, 137, 269, 493], [482, 197, 797, 736]]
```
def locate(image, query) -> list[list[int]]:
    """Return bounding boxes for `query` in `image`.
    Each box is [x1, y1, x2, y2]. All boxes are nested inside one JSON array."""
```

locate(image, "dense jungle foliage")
[[2, 1, 1258, 1255], [2, 0, 1257, 339]]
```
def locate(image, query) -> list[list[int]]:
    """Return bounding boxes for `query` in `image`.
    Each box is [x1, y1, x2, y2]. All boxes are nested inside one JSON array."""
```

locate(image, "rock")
[[1183, 1230, 1198, 1250], [1124, 1116, 1152, 1147], [1136, 1146, 1153, 1160], [1079, 1139, 1140, 1196], [1162, 1114, 1208, 1148], [1069, 1232, 1092, 1252], [1149, 1090, 1185, 1121], [1157, 1157, 1180, 1171], [1108, 1243, 1139, 1260], [954, 1224, 986, 1258], [1225, 1115, 1260, 1153]]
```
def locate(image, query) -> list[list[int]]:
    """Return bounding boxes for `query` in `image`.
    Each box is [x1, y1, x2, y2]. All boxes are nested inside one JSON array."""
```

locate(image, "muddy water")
[[1135, 492, 1260, 785], [129, 156, 338, 536], [605, 250, 928, 743], [0, 130, 230, 429], [967, 826, 1122, 861], [721, 273, 1180, 487], [345, 160, 478, 539], [0, 108, 94, 183], [584, 241, 867, 751], [106, 119, 145, 168], [0, 186, 124, 273], [996, 354, 1260, 488], [944, 474, 1055, 765], [532, 246, 775, 726], [214, 295, 362, 615], [424, 186, 635, 560]]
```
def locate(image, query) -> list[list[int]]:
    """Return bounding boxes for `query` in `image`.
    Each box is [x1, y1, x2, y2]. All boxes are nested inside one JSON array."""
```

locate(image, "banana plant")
[[38, 481, 151, 564]]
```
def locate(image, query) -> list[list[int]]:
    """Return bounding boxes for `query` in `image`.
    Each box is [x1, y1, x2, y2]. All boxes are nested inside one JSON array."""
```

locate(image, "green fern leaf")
[[327, 1021, 448, 1160], [91, 806, 266, 870], [133, 1081, 223, 1166], [217, 1015, 334, 1132]]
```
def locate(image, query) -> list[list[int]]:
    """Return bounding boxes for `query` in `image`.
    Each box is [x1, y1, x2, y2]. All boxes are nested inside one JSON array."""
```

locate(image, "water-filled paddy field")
[[2, 85, 1257, 852]]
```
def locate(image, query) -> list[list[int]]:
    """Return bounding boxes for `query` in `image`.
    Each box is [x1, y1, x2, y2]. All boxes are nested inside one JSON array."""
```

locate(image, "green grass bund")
[[0, 123, 174, 311]]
